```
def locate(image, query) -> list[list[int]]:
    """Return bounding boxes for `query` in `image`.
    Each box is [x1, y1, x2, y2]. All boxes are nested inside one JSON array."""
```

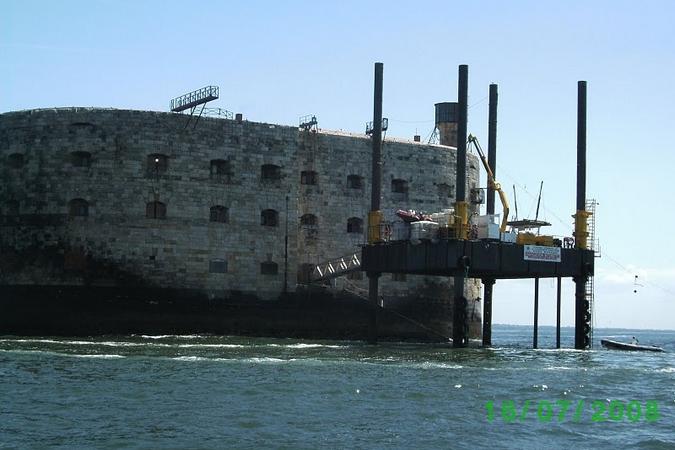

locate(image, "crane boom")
[[468, 134, 510, 233], [535, 180, 543, 221]]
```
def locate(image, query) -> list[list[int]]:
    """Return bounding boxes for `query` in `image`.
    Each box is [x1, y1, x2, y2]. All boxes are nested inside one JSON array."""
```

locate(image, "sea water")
[[1, 325, 673, 449]]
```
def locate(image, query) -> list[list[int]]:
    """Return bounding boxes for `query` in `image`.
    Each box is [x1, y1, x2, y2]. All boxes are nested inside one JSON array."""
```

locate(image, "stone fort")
[[0, 107, 481, 339]]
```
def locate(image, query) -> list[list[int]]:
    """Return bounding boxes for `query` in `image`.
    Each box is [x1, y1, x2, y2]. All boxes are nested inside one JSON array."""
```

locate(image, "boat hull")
[[600, 339, 664, 352]]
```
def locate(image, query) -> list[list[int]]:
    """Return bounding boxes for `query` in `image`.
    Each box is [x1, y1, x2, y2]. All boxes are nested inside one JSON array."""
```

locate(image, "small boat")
[[600, 339, 664, 352], [396, 209, 430, 223]]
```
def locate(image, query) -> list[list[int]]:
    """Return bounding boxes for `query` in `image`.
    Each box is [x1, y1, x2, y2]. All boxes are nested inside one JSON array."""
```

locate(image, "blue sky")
[[3, 0, 674, 329]]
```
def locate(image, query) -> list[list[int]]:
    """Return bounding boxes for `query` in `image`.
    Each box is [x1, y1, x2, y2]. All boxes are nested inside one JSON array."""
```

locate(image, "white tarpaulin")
[[523, 245, 561, 263]]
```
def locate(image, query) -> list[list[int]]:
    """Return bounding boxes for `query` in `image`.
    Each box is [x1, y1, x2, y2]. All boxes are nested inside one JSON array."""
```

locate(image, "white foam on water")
[[533, 348, 586, 353], [264, 343, 345, 349], [544, 366, 575, 371], [246, 357, 294, 363], [283, 343, 344, 349], [0, 338, 168, 348], [140, 334, 206, 340], [91, 341, 172, 348], [176, 344, 246, 348], [0, 349, 125, 359], [1, 338, 65, 345], [414, 362, 464, 370], [0, 349, 57, 356], [655, 367, 675, 373], [171, 356, 300, 364], [173, 356, 208, 362], [70, 354, 125, 359]]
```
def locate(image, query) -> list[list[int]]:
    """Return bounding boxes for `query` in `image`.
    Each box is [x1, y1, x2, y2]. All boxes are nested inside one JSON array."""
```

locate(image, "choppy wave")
[[139, 335, 206, 340], [172, 356, 209, 362], [413, 362, 464, 369], [0, 338, 170, 348], [2, 325, 674, 449], [171, 356, 298, 364], [0, 349, 124, 359], [533, 348, 588, 353], [175, 344, 246, 348], [265, 343, 345, 349]]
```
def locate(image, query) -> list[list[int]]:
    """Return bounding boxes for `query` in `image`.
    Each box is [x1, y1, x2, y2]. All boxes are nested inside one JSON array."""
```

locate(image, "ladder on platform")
[[310, 252, 361, 282], [585, 199, 599, 346]]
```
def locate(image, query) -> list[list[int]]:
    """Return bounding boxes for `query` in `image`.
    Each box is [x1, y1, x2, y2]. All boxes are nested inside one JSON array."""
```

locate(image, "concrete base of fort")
[[0, 285, 480, 342]]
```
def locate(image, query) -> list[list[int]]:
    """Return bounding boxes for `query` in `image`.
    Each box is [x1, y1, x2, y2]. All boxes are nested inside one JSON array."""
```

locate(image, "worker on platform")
[[631, 336, 639, 345]]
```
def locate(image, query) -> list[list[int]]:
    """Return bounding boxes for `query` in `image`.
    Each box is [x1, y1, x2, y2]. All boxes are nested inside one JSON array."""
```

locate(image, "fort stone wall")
[[0, 107, 482, 338]]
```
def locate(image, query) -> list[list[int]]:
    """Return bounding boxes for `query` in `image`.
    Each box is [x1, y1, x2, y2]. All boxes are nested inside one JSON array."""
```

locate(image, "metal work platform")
[[170, 86, 219, 113], [362, 240, 594, 280], [361, 63, 593, 350]]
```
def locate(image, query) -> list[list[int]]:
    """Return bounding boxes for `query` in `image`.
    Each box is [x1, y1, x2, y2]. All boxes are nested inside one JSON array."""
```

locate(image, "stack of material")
[[472, 214, 501, 240], [391, 220, 411, 241], [410, 221, 440, 244]]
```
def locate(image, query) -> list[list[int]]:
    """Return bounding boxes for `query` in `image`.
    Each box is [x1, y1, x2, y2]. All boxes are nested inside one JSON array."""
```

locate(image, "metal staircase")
[[310, 252, 361, 283], [585, 199, 599, 346]]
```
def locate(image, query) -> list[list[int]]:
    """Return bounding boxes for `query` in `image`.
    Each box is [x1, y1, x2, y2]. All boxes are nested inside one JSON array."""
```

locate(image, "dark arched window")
[[347, 217, 363, 234], [71, 151, 91, 167], [261, 209, 278, 227], [68, 198, 89, 217], [347, 174, 363, 189], [391, 178, 408, 194], [8, 153, 24, 168], [261, 164, 281, 181], [146, 154, 168, 176], [300, 170, 317, 185], [300, 214, 317, 227], [210, 159, 232, 182], [209, 259, 228, 273], [210, 205, 228, 223], [260, 261, 278, 275], [146, 201, 166, 219]]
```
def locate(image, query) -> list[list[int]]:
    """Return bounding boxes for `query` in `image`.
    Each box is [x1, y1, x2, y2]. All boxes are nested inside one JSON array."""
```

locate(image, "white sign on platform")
[[523, 245, 561, 263]]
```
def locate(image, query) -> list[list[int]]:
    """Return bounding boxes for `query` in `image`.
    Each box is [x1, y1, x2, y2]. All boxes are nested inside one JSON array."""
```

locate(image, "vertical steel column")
[[533, 278, 539, 349], [456, 65, 468, 205], [482, 83, 498, 348], [453, 64, 469, 348], [556, 276, 562, 349], [367, 62, 384, 344], [576, 82, 587, 216], [574, 80, 589, 350], [482, 278, 494, 347], [371, 63, 383, 212], [487, 84, 498, 215]]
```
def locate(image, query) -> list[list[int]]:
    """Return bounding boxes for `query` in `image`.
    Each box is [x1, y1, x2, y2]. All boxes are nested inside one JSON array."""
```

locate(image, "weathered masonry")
[[0, 107, 481, 339]]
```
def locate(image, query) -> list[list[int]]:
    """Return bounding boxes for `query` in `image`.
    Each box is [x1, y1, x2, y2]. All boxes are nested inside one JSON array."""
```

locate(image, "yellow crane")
[[467, 134, 510, 233]]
